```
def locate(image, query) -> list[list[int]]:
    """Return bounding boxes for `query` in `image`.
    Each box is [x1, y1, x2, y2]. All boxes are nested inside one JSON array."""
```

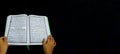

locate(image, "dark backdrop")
[[0, 0, 118, 54]]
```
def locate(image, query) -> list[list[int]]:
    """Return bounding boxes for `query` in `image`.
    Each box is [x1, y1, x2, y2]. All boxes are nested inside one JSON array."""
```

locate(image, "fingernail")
[[43, 38, 45, 40], [42, 39, 45, 42], [2, 38, 4, 40]]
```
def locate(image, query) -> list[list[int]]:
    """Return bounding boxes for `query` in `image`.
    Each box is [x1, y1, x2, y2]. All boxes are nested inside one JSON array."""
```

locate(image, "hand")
[[42, 35, 56, 54], [0, 37, 8, 54]]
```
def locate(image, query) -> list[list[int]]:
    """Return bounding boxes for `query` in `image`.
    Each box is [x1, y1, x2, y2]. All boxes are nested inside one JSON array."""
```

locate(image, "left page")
[[5, 14, 28, 45]]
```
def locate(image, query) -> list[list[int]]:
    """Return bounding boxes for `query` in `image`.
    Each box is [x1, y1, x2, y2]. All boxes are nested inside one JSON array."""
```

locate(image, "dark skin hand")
[[0, 37, 8, 54], [42, 35, 56, 54]]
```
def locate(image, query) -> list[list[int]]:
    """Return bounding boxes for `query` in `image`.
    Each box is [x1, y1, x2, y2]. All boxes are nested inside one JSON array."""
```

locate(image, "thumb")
[[42, 38, 46, 45], [0, 37, 4, 41], [3, 37, 7, 42]]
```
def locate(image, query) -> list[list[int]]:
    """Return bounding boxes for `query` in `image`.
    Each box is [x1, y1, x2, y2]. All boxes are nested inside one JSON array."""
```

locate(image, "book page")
[[6, 15, 27, 43], [29, 15, 48, 43]]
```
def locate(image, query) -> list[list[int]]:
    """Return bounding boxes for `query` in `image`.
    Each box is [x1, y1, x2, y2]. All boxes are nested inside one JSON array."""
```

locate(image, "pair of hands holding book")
[[0, 35, 56, 54]]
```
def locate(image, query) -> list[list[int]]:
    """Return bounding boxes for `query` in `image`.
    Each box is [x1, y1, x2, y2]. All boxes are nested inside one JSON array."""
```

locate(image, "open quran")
[[5, 14, 51, 45]]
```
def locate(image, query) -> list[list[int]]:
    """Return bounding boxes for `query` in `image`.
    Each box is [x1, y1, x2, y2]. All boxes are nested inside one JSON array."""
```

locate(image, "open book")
[[5, 14, 51, 45]]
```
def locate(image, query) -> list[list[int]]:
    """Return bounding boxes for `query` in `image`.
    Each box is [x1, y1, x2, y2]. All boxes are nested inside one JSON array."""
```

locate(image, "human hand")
[[0, 37, 8, 54], [42, 35, 56, 54]]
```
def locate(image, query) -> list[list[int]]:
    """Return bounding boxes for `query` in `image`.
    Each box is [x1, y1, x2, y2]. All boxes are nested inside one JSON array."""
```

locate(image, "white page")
[[29, 15, 50, 44], [5, 15, 27, 43]]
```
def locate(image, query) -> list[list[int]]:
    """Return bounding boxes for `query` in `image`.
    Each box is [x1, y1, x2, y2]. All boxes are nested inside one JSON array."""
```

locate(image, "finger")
[[0, 37, 4, 44], [3, 37, 8, 42], [49, 35, 53, 41], [3, 37, 8, 46], [0, 37, 4, 40], [51, 36, 55, 43], [50, 36, 56, 47], [53, 42, 56, 47], [47, 35, 51, 43], [42, 38, 46, 45]]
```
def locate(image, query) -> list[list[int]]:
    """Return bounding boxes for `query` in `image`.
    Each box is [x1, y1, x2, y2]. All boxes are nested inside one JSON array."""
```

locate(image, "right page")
[[29, 15, 51, 45]]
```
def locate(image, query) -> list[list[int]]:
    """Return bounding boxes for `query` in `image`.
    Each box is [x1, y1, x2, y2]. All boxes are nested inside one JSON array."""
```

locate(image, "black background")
[[0, 0, 119, 54]]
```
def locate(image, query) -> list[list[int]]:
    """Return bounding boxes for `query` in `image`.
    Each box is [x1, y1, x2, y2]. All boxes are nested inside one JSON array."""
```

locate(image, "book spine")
[[27, 16, 30, 45]]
